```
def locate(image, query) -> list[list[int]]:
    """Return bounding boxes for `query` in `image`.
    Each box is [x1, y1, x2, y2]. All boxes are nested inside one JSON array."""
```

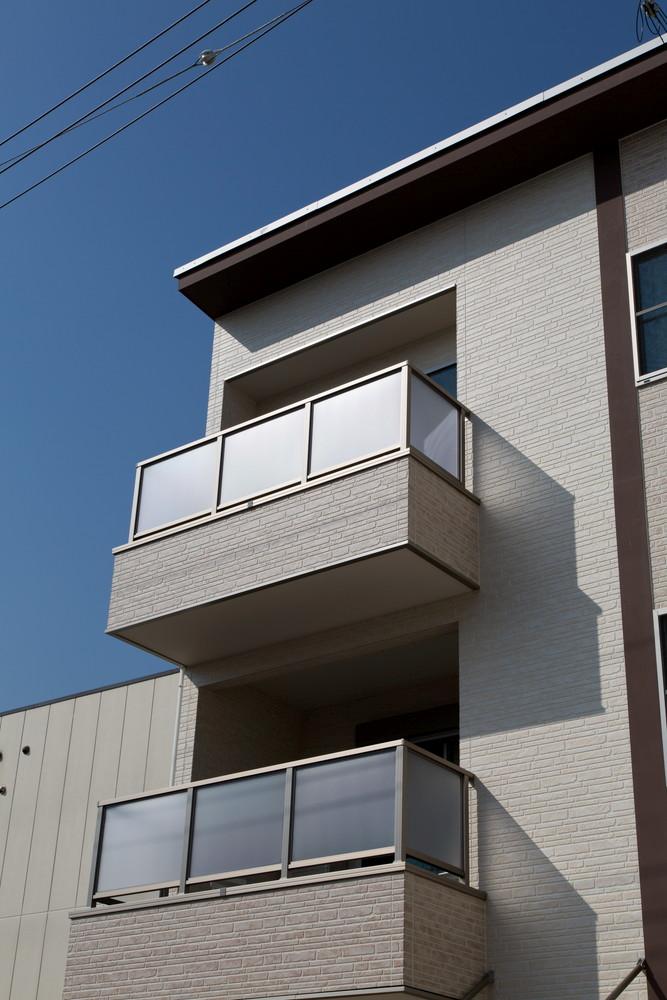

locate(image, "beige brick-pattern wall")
[[638, 382, 667, 607], [409, 460, 479, 585], [621, 122, 667, 610], [201, 155, 645, 998], [192, 684, 302, 780], [173, 673, 198, 785], [63, 871, 485, 1000], [621, 118, 667, 252], [404, 873, 486, 997]]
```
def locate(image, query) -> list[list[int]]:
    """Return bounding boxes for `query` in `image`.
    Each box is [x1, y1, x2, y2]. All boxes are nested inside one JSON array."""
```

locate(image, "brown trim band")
[[594, 142, 667, 995]]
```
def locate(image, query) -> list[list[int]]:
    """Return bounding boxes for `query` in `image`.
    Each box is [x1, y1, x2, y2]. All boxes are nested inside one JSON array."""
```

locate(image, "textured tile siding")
[[404, 874, 486, 997], [408, 460, 479, 585], [173, 674, 198, 785], [458, 158, 644, 999], [621, 122, 667, 609], [63, 871, 485, 1000], [108, 458, 410, 632], [199, 155, 645, 998], [621, 118, 667, 252], [638, 382, 667, 607]]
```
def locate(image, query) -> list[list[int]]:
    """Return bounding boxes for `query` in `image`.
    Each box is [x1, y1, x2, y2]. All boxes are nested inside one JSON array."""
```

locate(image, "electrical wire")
[[0, 0, 222, 150], [0, 0, 316, 213], [0, 65, 194, 170], [0, 1, 295, 174], [0, 0, 262, 178]]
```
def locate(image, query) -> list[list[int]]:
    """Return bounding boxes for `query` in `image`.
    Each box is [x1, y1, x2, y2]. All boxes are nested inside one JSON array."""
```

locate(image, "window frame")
[[653, 609, 667, 785], [627, 238, 667, 386]]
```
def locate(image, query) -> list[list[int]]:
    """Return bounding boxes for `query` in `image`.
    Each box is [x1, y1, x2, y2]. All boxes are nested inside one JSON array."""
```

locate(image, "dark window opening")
[[428, 363, 457, 398], [356, 704, 459, 766]]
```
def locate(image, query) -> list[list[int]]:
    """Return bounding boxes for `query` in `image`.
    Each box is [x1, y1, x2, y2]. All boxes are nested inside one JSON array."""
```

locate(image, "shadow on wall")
[[477, 786, 599, 1000], [219, 159, 595, 356], [462, 420, 605, 736]]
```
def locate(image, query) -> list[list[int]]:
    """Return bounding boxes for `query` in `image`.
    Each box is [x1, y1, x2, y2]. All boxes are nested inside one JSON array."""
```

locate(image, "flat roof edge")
[[0, 667, 180, 717], [174, 37, 662, 279]]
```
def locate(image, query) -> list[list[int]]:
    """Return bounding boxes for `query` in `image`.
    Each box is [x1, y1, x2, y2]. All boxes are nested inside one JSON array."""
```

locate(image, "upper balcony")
[[108, 363, 480, 665]]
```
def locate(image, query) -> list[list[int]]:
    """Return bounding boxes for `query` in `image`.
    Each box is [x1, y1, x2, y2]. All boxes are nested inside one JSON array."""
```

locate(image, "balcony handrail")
[[134, 362, 470, 473], [126, 361, 472, 543], [97, 738, 474, 808], [87, 739, 475, 907]]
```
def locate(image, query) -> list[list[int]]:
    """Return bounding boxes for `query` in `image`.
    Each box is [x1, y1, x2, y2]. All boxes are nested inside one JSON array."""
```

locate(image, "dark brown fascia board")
[[176, 44, 667, 319]]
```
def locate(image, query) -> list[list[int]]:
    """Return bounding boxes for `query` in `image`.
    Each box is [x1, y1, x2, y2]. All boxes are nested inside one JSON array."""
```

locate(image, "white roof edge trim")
[[174, 37, 662, 279]]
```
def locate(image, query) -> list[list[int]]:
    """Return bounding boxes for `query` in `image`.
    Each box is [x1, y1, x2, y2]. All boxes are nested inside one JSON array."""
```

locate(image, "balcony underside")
[[112, 543, 471, 665], [108, 455, 480, 666]]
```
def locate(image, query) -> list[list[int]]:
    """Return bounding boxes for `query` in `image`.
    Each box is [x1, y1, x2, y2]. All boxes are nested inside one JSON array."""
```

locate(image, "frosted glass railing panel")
[[410, 375, 459, 478], [309, 371, 402, 475], [291, 751, 395, 862], [220, 407, 304, 505], [96, 791, 187, 893], [189, 772, 285, 878], [404, 750, 463, 873], [136, 441, 218, 535]]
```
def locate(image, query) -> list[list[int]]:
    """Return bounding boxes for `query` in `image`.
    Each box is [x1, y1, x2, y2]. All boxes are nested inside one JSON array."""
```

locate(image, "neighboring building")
[[2, 37, 667, 1000]]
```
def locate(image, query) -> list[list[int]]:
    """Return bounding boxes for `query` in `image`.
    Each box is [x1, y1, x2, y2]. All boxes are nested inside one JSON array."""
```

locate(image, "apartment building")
[[1, 37, 667, 1000]]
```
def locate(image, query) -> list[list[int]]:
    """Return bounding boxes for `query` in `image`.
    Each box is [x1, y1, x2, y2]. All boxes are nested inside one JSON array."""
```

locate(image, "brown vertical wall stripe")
[[594, 141, 667, 995]]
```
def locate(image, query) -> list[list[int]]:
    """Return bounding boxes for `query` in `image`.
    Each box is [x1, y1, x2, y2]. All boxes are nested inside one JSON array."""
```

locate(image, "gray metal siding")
[[0, 673, 179, 1000]]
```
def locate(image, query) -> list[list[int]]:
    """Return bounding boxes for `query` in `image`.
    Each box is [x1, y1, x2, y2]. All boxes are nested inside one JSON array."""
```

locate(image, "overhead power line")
[[0, 0, 316, 213], [0, 0, 276, 176], [0, 0, 222, 151]]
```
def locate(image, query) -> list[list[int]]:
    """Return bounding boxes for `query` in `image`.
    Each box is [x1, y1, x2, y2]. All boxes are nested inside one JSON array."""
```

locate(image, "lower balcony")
[[66, 743, 486, 1000], [108, 364, 480, 665]]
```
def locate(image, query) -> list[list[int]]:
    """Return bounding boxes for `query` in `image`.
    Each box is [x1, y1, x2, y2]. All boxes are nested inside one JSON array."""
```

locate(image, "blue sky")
[[0, 0, 643, 710]]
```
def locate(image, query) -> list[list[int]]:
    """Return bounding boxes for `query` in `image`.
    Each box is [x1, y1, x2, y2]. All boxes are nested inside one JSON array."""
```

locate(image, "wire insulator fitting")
[[197, 49, 221, 66]]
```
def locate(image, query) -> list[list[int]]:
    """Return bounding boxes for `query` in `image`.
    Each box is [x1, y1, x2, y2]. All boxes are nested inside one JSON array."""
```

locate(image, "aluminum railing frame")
[[127, 361, 471, 544], [87, 739, 474, 907]]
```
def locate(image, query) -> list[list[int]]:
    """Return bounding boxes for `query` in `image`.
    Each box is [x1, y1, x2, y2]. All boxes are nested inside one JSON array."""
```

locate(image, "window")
[[428, 363, 457, 397], [631, 243, 667, 378]]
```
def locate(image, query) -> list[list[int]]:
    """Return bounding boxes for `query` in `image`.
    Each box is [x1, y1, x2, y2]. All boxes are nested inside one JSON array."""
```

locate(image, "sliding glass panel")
[[404, 750, 463, 872], [189, 772, 285, 878], [410, 375, 459, 478], [637, 306, 667, 376], [309, 371, 402, 476], [633, 244, 667, 312], [136, 441, 217, 536], [291, 751, 395, 862], [96, 791, 187, 893], [220, 408, 304, 505]]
